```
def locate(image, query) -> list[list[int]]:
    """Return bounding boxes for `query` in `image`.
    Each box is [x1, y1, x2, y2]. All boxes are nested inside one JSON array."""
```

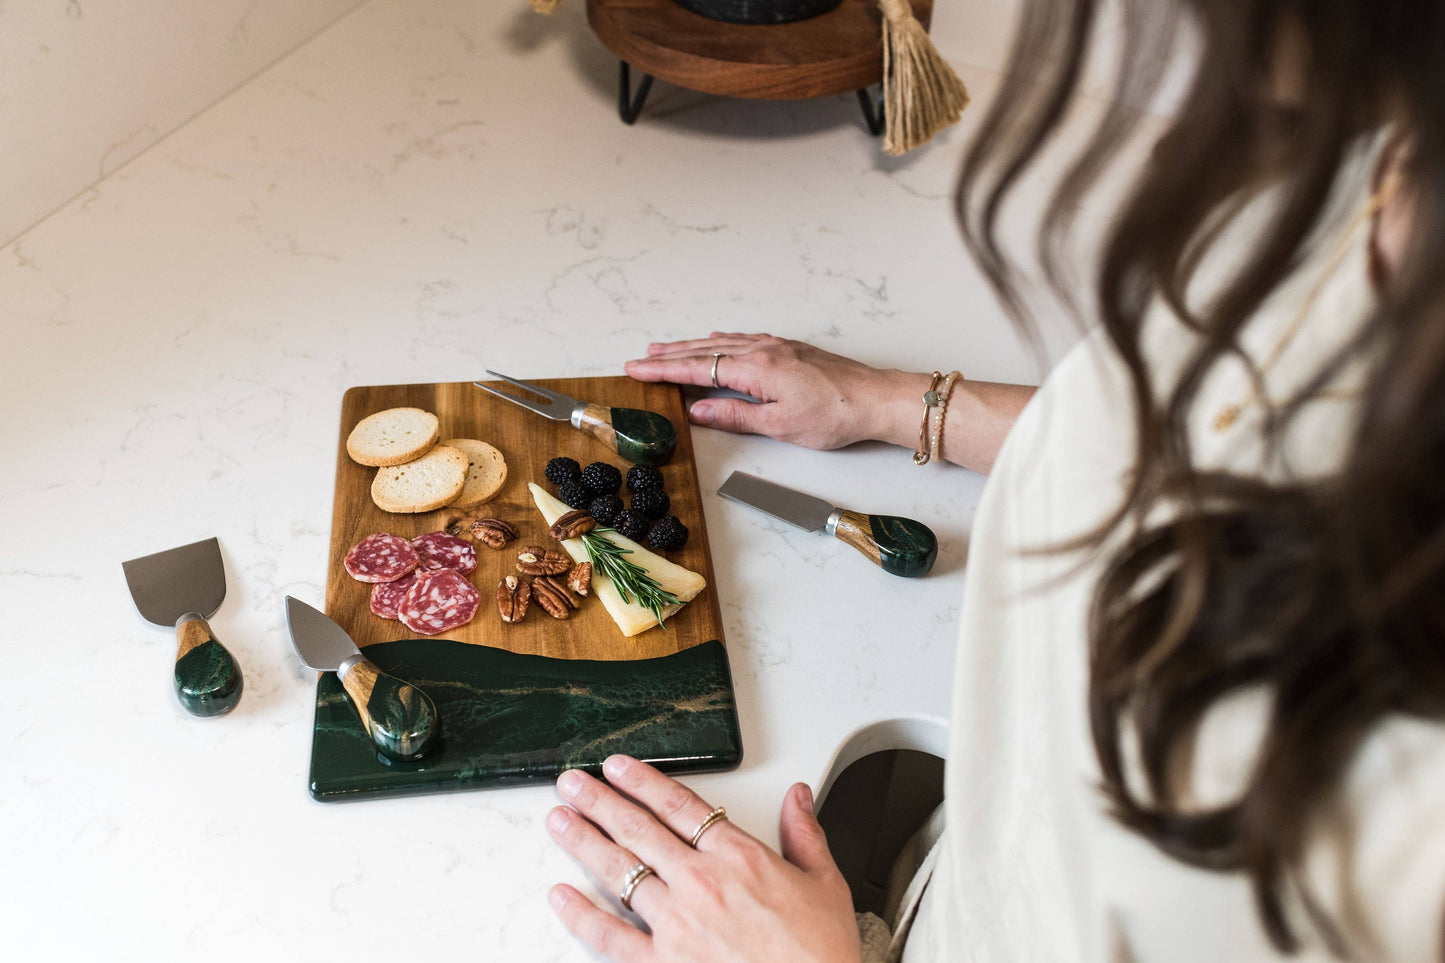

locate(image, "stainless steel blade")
[[472, 370, 580, 422], [122, 537, 227, 626], [717, 472, 838, 533], [285, 596, 363, 672]]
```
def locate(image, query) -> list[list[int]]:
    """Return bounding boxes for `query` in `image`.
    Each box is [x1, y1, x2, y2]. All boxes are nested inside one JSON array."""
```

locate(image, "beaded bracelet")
[[928, 371, 963, 465], [912, 372, 944, 465]]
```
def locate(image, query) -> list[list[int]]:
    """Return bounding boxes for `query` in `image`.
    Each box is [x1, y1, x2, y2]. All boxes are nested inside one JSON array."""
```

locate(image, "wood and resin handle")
[[340, 660, 440, 761], [573, 403, 677, 466], [831, 511, 938, 578], [174, 615, 244, 717]]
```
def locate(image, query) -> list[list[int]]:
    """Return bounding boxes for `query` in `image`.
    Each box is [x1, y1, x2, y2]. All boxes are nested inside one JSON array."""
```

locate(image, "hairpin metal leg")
[[857, 86, 885, 136], [619, 61, 655, 125]]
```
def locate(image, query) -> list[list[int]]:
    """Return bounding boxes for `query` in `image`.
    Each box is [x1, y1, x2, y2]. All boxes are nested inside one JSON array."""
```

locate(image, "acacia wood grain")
[[326, 378, 724, 661], [586, 0, 934, 100]]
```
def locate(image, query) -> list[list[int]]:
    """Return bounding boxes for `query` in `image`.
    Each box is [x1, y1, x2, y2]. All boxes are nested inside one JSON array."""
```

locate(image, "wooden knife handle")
[[340, 659, 440, 761], [174, 615, 243, 717], [574, 403, 677, 466], [831, 511, 938, 578]]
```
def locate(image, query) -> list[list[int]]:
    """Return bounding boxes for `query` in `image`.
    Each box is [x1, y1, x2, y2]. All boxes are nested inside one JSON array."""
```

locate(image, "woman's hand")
[[627, 331, 1036, 474], [625, 332, 929, 450], [546, 754, 863, 963]]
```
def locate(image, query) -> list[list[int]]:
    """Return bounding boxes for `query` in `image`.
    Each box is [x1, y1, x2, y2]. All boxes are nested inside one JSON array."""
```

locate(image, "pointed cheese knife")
[[718, 471, 938, 578], [285, 597, 440, 762], [473, 370, 676, 466]]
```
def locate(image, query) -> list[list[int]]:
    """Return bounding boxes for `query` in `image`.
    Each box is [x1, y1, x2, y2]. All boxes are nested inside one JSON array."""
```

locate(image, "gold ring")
[[618, 862, 655, 911], [689, 806, 728, 848], [710, 352, 725, 388]]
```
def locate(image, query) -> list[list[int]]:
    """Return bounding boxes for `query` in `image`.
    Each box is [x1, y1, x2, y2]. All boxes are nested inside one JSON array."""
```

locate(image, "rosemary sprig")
[[580, 528, 681, 630]]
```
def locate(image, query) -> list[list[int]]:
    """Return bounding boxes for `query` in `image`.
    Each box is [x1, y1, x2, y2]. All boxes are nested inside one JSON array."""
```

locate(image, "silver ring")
[[618, 862, 655, 911], [710, 352, 725, 388], [689, 806, 728, 848]]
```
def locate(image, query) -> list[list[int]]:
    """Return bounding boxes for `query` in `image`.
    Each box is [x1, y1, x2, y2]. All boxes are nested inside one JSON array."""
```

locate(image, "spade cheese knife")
[[474, 370, 676, 466], [718, 472, 938, 578], [285, 597, 440, 762], [123, 537, 243, 717]]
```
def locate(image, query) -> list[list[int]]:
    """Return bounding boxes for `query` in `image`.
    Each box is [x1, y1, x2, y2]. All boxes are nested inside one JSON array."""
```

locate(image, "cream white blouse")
[[900, 133, 1445, 962]]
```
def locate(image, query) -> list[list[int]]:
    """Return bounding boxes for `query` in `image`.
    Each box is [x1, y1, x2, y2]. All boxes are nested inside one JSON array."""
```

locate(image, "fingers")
[[601, 755, 742, 853], [548, 884, 654, 962], [687, 398, 773, 435], [557, 768, 694, 874], [547, 805, 668, 916], [624, 352, 732, 389], [778, 783, 837, 879], [643, 332, 768, 356]]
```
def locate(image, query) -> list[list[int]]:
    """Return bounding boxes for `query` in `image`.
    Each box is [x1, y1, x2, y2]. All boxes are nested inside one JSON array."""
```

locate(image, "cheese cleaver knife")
[[718, 471, 938, 578], [123, 536, 243, 717], [284, 597, 440, 761]]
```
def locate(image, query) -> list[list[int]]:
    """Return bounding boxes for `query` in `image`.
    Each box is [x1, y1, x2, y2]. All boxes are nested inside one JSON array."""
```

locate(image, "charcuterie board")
[[309, 377, 742, 801]]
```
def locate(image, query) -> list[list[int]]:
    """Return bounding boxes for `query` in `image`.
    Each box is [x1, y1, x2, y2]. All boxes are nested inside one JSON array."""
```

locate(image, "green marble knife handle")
[[572, 403, 677, 466], [339, 658, 440, 761], [829, 510, 939, 578], [174, 615, 243, 717]]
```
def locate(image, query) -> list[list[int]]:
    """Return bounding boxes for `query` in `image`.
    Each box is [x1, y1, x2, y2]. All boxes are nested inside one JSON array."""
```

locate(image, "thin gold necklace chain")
[[1212, 168, 1402, 432]]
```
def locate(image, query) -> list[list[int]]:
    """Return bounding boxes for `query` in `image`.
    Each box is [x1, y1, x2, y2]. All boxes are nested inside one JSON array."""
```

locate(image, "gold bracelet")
[[927, 371, 963, 466], [912, 372, 944, 465]]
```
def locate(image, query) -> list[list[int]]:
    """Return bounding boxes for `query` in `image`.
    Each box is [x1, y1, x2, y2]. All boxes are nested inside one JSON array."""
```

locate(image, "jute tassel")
[[877, 0, 969, 155], [529, 0, 562, 13]]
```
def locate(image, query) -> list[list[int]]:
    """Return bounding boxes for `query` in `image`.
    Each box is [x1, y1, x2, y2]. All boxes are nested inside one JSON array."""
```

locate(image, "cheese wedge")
[[529, 483, 706, 637]]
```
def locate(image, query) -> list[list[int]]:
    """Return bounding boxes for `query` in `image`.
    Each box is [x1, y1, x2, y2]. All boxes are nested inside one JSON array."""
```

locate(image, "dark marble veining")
[[174, 639, 243, 716], [309, 639, 742, 801], [869, 514, 938, 578], [610, 407, 677, 466]]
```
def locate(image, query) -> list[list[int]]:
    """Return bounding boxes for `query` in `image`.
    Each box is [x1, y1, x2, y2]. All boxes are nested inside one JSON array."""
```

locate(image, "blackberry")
[[589, 493, 624, 526], [630, 488, 670, 519], [557, 479, 593, 510], [626, 464, 664, 493], [647, 515, 689, 552], [545, 457, 581, 487], [580, 461, 623, 496], [613, 508, 651, 542]]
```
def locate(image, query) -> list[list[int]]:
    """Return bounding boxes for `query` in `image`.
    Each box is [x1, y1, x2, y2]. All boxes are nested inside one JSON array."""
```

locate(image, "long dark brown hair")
[[956, 0, 1445, 955]]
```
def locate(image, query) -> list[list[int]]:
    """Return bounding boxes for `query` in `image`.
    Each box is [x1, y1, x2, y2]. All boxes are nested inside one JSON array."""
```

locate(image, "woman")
[[543, 1, 1445, 960]]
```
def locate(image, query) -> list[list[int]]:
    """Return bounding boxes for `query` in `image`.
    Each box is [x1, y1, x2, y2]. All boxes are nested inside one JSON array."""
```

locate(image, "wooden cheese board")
[[309, 376, 742, 801]]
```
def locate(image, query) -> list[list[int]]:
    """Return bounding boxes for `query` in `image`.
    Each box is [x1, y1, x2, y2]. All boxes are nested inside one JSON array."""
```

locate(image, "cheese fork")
[[474, 370, 677, 466]]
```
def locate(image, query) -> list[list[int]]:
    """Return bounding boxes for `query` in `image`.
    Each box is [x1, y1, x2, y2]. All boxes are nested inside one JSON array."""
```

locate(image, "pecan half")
[[516, 545, 571, 576], [471, 517, 519, 550], [548, 509, 596, 541], [538, 575, 582, 610], [497, 575, 530, 624], [531, 576, 572, 620], [567, 562, 592, 597]]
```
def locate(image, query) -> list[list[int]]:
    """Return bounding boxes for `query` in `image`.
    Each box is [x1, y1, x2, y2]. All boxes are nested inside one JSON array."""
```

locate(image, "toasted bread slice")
[[371, 445, 468, 513], [440, 438, 508, 509], [346, 407, 440, 467]]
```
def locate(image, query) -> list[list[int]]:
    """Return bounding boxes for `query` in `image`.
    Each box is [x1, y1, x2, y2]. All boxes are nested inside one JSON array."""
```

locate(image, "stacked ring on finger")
[[710, 352, 725, 387], [689, 806, 728, 848], [618, 862, 655, 911]]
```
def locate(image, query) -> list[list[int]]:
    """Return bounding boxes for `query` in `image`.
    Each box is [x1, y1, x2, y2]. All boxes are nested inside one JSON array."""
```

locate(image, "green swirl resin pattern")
[[363, 674, 439, 761], [610, 407, 677, 466], [870, 514, 938, 578], [309, 639, 742, 801], [174, 639, 243, 716]]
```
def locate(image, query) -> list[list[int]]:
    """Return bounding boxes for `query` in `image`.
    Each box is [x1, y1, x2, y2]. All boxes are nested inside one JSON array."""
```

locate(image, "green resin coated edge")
[[610, 407, 677, 466], [364, 675, 439, 761], [175, 638, 243, 716], [309, 639, 742, 802], [869, 515, 938, 578]]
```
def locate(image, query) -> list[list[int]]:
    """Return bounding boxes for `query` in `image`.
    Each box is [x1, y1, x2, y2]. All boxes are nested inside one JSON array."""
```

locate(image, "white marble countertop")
[[1, 1, 1079, 959]]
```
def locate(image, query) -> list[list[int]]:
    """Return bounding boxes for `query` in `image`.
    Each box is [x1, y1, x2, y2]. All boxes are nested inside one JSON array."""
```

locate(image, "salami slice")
[[344, 533, 420, 583], [398, 569, 480, 636], [411, 531, 478, 576], [369, 571, 417, 620]]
